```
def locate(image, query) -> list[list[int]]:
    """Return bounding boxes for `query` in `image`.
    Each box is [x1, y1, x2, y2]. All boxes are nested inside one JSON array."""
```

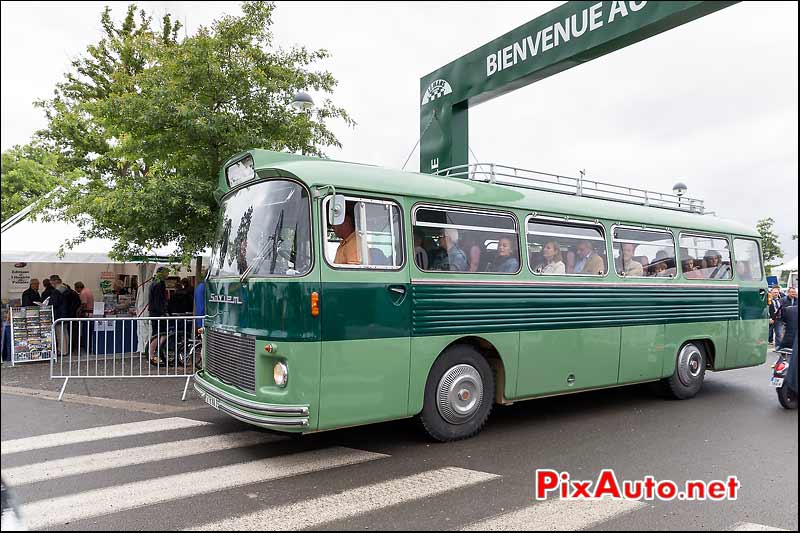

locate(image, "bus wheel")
[[662, 342, 706, 400], [420, 345, 495, 442]]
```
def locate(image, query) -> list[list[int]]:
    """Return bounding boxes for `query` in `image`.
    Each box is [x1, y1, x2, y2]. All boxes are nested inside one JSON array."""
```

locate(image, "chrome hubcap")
[[437, 364, 483, 425], [677, 344, 703, 386]]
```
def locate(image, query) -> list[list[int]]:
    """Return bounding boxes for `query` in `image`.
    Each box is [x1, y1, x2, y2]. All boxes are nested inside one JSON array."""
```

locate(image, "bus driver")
[[333, 204, 361, 265]]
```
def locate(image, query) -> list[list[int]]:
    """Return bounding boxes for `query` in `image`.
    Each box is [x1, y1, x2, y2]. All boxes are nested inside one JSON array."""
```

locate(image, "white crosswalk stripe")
[[461, 497, 646, 531], [3, 431, 271, 485], [5, 418, 762, 532], [21, 446, 388, 530], [731, 523, 788, 531], [1, 417, 212, 456], [189, 466, 501, 531]]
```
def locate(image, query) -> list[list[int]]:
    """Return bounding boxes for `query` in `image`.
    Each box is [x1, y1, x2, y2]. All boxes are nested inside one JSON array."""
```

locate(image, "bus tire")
[[419, 345, 495, 442], [662, 342, 706, 400]]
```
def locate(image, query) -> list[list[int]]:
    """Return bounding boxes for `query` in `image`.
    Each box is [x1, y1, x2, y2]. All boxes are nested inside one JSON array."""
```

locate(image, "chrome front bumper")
[[193, 372, 309, 429]]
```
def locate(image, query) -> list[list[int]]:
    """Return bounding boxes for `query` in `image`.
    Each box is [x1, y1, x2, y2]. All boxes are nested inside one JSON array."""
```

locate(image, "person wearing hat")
[[148, 267, 170, 364]]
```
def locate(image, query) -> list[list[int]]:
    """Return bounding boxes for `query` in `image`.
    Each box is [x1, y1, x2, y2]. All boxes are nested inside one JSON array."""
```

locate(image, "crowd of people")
[[21, 275, 95, 320], [769, 285, 798, 347], [18, 270, 203, 359], [21, 275, 96, 355]]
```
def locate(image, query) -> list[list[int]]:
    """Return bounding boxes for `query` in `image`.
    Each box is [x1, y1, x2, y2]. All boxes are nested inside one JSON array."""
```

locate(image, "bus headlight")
[[273, 362, 288, 388]]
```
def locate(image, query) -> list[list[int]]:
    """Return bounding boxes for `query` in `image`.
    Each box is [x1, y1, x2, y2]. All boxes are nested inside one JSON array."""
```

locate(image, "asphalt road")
[[1, 359, 797, 531]]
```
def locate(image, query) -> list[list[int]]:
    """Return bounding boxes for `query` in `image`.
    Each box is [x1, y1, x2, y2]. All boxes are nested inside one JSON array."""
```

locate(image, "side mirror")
[[329, 194, 346, 226]]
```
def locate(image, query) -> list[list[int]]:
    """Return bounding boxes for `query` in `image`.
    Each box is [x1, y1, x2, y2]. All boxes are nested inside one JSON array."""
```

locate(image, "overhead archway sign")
[[419, 1, 738, 174]]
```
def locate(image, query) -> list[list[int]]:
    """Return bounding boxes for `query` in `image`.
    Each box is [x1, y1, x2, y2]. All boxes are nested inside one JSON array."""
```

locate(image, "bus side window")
[[733, 238, 763, 281], [412, 206, 519, 274], [324, 197, 404, 269], [526, 218, 607, 276], [678, 234, 733, 280], [612, 228, 676, 278]]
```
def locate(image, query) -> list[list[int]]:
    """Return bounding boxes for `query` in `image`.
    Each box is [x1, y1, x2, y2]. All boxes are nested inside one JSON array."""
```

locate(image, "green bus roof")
[[219, 149, 758, 238]]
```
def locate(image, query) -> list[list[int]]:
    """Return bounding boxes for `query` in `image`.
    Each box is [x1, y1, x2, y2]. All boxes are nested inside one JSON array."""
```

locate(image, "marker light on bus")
[[311, 292, 320, 317], [273, 362, 289, 387], [264, 343, 277, 353]]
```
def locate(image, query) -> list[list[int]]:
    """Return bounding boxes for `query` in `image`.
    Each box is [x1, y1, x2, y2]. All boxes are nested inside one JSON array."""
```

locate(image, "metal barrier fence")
[[50, 315, 205, 401]]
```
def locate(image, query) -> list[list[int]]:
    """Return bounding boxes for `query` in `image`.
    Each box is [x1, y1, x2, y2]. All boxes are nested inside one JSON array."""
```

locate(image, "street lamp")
[[289, 92, 316, 156], [673, 181, 687, 209], [290, 91, 315, 111]]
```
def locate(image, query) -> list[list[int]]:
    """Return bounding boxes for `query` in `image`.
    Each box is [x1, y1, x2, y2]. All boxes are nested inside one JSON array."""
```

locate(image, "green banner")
[[419, 1, 738, 174]]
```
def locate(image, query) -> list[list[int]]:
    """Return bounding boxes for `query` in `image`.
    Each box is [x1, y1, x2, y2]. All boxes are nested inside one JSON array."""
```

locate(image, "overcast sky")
[[1, 1, 797, 259]]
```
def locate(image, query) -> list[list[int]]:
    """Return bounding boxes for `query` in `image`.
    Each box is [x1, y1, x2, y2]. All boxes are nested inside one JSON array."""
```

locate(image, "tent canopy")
[[1, 217, 205, 264], [771, 256, 798, 275]]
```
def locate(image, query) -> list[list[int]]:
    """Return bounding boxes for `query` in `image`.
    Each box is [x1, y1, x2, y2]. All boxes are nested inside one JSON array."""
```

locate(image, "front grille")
[[206, 328, 256, 393]]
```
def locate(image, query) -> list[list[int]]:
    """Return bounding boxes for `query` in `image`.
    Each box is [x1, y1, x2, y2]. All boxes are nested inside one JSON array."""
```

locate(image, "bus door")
[[731, 237, 769, 368], [317, 194, 411, 430]]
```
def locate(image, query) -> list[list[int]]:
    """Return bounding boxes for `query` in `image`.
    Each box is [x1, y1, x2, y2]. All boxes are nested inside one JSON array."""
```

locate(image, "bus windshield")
[[210, 180, 311, 278]]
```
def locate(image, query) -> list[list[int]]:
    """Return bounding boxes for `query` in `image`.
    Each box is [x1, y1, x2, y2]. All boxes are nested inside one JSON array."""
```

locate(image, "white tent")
[[2, 215, 209, 353], [770, 256, 798, 289], [771, 256, 798, 276], [1, 216, 207, 299], [1, 217, 178, 264]]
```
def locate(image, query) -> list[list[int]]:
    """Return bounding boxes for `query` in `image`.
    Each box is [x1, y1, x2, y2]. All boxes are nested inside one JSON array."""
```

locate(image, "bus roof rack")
[[434, 163, 705, 215]]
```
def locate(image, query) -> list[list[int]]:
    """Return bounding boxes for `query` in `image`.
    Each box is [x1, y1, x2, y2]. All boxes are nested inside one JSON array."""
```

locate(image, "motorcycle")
[[771, 346, 797, 409], [772, 305, 798, 410]]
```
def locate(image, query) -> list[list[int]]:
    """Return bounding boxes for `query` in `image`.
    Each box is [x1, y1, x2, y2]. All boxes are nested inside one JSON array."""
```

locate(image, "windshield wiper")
[[240, 211, 286, 283], [239, 234, 275, 283]]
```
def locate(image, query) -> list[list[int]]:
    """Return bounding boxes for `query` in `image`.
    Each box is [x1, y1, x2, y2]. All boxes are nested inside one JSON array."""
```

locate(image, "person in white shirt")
[[537, 240, 566, 275]]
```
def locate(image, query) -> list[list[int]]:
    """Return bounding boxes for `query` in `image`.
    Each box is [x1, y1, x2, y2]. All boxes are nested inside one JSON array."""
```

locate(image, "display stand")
[[10, 305, 55, 366]]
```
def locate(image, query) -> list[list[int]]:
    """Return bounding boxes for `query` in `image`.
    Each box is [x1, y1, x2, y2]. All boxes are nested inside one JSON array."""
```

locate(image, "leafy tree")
[[0, 141, 71, 222], [756, 217, 783, 274], [35, 1, 354, 262]]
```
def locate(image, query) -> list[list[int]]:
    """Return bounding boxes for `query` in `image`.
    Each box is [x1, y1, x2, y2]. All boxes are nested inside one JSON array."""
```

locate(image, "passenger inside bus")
[[647, 251, 677, 277], [682, 256, 704, 279], [615, 243, 644, 277], [494, 236, 519, 273], [536, 241, 566, 274], [430, 228, 468, 271], [574, 240, 606, 275], [703, 250, 732, 279]]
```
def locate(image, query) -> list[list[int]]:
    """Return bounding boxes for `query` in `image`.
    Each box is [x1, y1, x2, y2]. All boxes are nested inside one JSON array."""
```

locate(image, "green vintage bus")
[[193, 150, 768, 441]]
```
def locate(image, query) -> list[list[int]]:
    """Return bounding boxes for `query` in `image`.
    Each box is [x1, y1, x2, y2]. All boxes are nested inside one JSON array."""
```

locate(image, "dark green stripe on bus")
[[412, 284, 741, 336], [207, 280, 765, 342]]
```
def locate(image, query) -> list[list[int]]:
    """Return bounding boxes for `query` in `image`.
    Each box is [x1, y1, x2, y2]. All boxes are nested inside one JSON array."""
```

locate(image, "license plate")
[[770, 377, 785, 388], [204, 395, 219, 409]]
